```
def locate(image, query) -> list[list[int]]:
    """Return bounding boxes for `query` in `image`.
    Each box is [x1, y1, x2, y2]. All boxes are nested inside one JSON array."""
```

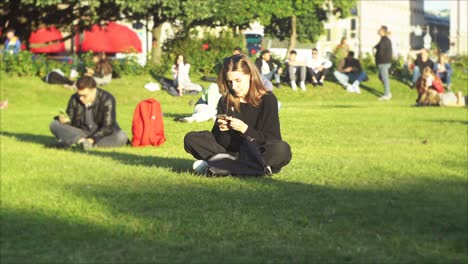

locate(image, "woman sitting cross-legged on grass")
[[50, 76, 128, 150], [184, 54, 292, 176]]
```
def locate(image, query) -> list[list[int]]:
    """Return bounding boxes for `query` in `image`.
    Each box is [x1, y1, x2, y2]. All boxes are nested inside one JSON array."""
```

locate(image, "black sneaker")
[[274, 83, 281, 88], [318, 81, 324, 86], [312, 82, 318, 87], [264, 166, 273, 176]]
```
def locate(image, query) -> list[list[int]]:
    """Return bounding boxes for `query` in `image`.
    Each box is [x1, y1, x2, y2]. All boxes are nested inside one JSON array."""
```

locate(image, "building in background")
[[424, 13, 450, 52], [450, 0, 467, 55], [316, 0, 426, 59]]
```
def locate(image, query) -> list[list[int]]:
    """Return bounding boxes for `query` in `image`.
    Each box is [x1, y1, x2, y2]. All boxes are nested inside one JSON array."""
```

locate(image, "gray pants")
[[289, 66, 306, 83], [49, 120, 128, 148]]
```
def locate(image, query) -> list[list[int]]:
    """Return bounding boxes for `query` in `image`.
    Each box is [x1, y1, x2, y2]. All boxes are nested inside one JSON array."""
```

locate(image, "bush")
[[163, 31, 244, 76], [361, 53, 377, 73], [451, 55, 468, 82], [0, 51, 75, 77]]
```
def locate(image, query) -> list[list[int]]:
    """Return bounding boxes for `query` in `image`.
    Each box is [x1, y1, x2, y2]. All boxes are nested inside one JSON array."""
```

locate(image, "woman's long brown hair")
[[217, 54, 267, 112], [420, 67, 435, 89]]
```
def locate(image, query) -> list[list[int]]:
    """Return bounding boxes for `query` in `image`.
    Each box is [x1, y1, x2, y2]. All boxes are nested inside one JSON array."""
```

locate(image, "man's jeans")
[[411, 65, 421, 84], [334, 71, 367, 87], [263, 66, 280, 84], [378, 63, 391, 96]]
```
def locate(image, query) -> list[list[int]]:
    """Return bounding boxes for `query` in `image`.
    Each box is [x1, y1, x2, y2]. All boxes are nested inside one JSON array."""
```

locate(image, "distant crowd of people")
[[1, 25, 465, 176]]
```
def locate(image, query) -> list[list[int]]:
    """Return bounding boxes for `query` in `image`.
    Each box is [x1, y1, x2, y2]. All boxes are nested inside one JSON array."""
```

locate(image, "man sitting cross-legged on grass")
[[50, 76, 128, 150], [333, 51, 368, 94]]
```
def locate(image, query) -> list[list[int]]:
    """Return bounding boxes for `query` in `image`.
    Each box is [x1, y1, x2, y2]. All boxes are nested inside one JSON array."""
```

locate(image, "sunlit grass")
[[1, 72, 467, 263]]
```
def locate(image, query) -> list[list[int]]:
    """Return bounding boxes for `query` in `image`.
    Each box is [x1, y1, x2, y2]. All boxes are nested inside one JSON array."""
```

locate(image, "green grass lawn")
[[1, 71, 467, 263]]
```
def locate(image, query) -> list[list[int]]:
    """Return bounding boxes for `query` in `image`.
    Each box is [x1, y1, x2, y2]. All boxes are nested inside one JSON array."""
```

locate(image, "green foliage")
[[263, 0, 356, 43], [111, 55, 146, 78], [361, 53, 377, 73], [0, 51, 75, 78], [163, 32, 243, 75], [0, 51, 148, 78], [451, 55, 468, 82]]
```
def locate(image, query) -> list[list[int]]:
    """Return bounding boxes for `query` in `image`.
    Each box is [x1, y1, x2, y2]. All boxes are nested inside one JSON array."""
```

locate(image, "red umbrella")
[[78, 24, 112, 53], [29, 26, 65, 53], [77, 22, 142, 53]]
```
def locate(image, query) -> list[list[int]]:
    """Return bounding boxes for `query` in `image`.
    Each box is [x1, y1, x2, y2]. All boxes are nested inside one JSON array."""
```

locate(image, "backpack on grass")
[[132, 98, 166, 147]]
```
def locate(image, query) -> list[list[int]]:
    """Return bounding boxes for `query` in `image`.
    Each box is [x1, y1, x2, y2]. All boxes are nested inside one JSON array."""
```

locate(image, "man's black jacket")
[[66, 88, 120, 142]]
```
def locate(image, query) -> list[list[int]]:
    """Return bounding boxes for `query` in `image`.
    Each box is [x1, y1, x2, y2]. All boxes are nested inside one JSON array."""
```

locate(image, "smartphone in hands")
[[216, 114, 228, 120]]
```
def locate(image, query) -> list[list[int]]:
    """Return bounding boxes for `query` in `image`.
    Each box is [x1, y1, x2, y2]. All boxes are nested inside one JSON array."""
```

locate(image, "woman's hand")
[[217, 119, 229, 131], [58, 114, 70, 124], [227, 117, 248, 134]]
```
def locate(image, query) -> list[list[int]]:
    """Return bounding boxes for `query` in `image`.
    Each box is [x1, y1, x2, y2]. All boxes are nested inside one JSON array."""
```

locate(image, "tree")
[[0, 0, 120, 50], [262, 0, 356, 57]]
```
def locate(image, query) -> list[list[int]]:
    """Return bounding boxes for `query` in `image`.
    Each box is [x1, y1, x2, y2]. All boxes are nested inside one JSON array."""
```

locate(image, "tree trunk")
[[286, 15, 297, 59], [240, 28, 247, 53], [151, 22, 163, 64]]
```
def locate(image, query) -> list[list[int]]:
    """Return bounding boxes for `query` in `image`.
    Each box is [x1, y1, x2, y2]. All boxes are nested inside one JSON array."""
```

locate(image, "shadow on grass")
[[312, 105, 363, 109], [1, 131, 192, 173], [80, 150, 193, 173], [163, 112, 190, 120], [1, 131, 56, 146], [2, 175, 467, 263], [424, 119, 468, 125], [360, 83, 384, 97]]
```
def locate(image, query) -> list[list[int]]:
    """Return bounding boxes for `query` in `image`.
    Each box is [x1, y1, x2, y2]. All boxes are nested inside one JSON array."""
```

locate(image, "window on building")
[[351, 33, 356, 39], [351, 19, 356, 30]]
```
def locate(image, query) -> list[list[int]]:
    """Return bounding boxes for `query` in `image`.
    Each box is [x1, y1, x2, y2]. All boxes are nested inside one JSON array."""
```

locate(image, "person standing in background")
[[333, 37, 350, 66], [374, 25, 393, 101]]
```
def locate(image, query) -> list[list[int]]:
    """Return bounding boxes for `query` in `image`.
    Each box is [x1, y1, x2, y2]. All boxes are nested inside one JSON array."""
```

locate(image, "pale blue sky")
[[424, 0, 452, 11]]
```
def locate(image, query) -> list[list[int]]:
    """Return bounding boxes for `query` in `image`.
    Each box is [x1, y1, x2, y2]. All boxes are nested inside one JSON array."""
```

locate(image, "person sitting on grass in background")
[[255, 49, 283, 88], [86, 53, 113, 86], [306, 48, 332, 87], [172, 54, 203, 96], [333, 51, 368, 94], [179, 83, 222, 123], [409, 48, 434, 88], [3, 29, 21, 55], [415, 67, 444, 106], [184, 54, 292, 176], [50, 76, 128, 150], [285, 50, 307, 91], [433, 53, 452, 90]]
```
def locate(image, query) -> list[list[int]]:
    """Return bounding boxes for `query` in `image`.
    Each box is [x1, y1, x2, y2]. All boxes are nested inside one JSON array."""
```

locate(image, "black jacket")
[[66, 88, 120, 142], [212, 93, 281, 152], [374, 36, 392, 64], [415, 55, 434, 72], [255, 57, 282, 73]]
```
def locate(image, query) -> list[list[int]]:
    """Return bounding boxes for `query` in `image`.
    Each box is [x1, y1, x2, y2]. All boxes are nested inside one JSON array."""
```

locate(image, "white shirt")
[[306, 57, 332, 73], [261, 60, 271, 74]]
